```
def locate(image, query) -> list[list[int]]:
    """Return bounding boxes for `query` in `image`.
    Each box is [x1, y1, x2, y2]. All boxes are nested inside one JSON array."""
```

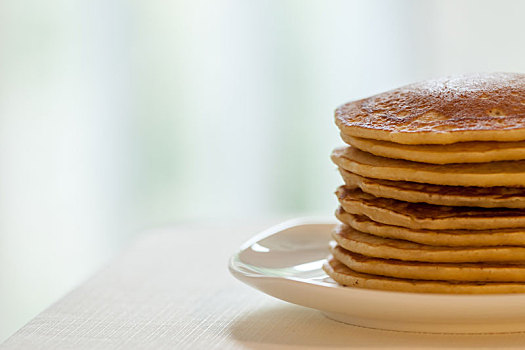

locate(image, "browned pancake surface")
[[340, 168, 525, 198], [339, 168, 525, 208], [330, 244, 525, 282], [337, 186, 525, 229], [331, 146, 525, 187], [336, 73, 525, 144], [332, 224, 525, 263], [337, 186, 525, 220], [323, 256, 525, 293], [335, 207, 525, 247]]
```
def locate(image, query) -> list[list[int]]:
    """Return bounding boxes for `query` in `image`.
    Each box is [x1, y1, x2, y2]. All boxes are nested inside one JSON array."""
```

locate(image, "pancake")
[[339, 168, 525, 208], [336, 186, 525, 230], [330, 244, 525, 282], [335, 73, 525, 145], [323, 256, 525, 294], [332, 224, 525, 263], [341, 133, 525, 164], [336, 208, 525, 247], [332, 146, 525, 187]]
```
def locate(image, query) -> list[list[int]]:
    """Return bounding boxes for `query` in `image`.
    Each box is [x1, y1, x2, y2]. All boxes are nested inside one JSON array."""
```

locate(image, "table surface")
[[3, 221, 525, 349]]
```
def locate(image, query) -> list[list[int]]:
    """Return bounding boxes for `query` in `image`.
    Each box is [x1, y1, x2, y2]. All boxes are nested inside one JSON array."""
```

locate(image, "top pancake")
[[336, 73, 525, 144]]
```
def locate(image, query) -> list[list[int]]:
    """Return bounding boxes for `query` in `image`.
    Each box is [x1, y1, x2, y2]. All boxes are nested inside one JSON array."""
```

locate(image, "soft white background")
[[1, 0, 525, 341]]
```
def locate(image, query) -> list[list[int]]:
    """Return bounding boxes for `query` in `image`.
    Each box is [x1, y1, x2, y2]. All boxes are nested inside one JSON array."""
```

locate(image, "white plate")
[[229, 218, 525, 334]]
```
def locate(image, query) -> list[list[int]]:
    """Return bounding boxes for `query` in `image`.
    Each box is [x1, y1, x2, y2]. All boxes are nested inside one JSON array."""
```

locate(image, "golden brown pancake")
[[323, 256, 525, 294], [332, 146, 525, 187], [336, 208, 525, 247], [336, 186, 525, 230], [341, 133, 525, 164], [330, 244, 525, 282], [339, 168, 525, 208], [332, 224, 525, 263], [335, 73, 525, 144]]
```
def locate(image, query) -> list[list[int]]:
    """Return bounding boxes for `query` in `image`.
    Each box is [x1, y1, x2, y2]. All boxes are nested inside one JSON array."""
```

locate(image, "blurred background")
[[1, 0, 525, 341]]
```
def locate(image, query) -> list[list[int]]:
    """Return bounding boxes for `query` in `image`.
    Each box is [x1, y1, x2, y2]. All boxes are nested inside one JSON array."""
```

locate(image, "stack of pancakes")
[[323, 73, 525, 294]]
